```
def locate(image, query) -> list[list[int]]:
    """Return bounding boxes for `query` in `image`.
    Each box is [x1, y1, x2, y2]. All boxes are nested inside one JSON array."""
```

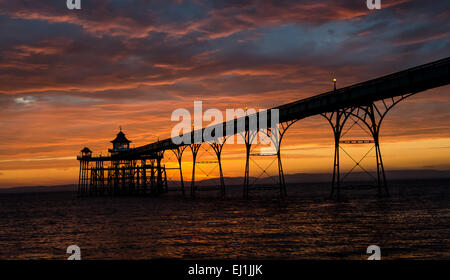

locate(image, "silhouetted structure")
[[109, 128, 131, 153], [77, 130, 167, 197], [78, 57, 450, 199]]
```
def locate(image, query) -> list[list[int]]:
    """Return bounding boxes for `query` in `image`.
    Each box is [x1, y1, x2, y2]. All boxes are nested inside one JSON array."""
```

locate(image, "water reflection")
[[0, 179, 448, 260]]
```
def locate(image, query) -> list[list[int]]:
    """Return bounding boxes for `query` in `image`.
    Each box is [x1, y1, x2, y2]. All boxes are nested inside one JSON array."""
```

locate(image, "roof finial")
[[119, 125, 122, 132]]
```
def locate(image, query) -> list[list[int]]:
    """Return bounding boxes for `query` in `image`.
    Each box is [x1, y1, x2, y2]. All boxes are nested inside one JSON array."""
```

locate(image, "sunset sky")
[[0, 0, 449, 188]]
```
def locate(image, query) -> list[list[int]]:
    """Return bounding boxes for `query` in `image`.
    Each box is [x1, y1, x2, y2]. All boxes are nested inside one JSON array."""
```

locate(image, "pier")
[[78, 57, 450, 199]]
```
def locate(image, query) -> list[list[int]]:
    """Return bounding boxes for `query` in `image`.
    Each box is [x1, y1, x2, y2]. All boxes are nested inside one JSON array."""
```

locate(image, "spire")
[[111, 130, 131, 144]]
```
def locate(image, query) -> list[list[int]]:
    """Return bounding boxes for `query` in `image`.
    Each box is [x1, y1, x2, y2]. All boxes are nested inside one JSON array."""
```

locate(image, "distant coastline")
[[1, 169, 449, 194], [0, 184, 77, 194]]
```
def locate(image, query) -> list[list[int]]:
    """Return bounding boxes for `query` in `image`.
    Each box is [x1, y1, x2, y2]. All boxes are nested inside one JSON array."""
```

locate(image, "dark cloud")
[[0, 0, 448, 96]]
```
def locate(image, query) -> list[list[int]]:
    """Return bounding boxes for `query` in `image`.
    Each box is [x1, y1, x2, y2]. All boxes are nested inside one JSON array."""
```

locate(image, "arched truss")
[[321, 108, 355, 200], [172, 133, 232, 198], [189, 143, 202, 197], [240, 119, 300, 198], [208, 138, 227, 197], [188, 135, 232, 198], [350, 93, 415, 136], [321, 93, 416, 200], [350, 93, 415, 196], [163, 93, 416, 200], [192, 144, 222, 195], [170, 145, 187, 195]]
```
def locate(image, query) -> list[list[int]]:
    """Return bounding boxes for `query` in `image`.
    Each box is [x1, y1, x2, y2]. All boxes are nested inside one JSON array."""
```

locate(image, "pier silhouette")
[[78, 57, 450, 199]]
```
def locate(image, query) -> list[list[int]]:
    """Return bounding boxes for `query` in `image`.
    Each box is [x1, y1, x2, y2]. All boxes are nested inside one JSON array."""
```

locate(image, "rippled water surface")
[[0, 179, 449, 260]]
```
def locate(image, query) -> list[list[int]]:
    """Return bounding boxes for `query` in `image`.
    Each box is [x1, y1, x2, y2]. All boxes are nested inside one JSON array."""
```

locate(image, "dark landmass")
[[189, 169, 450, 186], [0, 184, 76, 194], [1, 169, 449, 194]]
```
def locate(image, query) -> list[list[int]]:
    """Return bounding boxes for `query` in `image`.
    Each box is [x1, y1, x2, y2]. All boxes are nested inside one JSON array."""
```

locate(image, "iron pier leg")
[[277, 150, 287, 197], [151, 161, 155, 194], [172, 146, 187, 196], [267, 120, 298, 198], [322, 108, 353, 201], [164, 167, 168, 193], [189, 144, 201, 198], [210, 141, 226, 197], [156, 157, 163, 195], [366, 104, 389, 197], [243, 132, 251, 199]]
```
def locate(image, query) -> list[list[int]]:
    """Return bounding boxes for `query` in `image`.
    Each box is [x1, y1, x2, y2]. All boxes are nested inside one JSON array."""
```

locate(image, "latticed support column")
[[140, 159, 147, 195], [163, 167, 168, 193], [242, 129, 258, 199], [172, 145, 187, 195], [209, 139, 226, 197], [113, 161, 119, 196], [95, 161, 105, 196], [156, 154, 164, 195], [78, 160, 90, 197], [78, 161, 82, 195], [150, 160, 156, 194], [106, 165, 113, 195], [350, 94, 414, 196], [84, 161, 90, 196], [121, 165, 126, 195], [277, 153, 285, 196], [321, 108, 354, 200], [129, 161, 133, 194], [189, 143, 202, 197], [362, 104, 388, 196], [77, 161, 83, 196], [264, 119, 299, 197]]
